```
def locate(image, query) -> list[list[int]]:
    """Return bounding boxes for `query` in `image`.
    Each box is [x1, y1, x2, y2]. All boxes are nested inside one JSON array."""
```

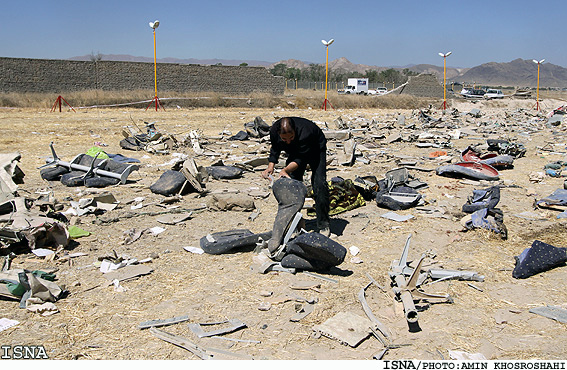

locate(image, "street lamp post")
[[532, 59, 545, 111], [438, 51, 452, 110], [321, 38, 334, 111], [147, 20, 164, 111]]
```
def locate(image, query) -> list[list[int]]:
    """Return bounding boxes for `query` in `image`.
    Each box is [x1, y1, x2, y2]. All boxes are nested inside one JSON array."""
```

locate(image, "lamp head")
[[321, 39, 334, 46], [149, 20, 160, 29], [439, 51, 452, 57], [533, 59, 545, 64]]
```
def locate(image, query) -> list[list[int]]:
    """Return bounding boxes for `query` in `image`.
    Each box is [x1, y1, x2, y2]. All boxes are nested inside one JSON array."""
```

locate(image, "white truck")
[[338, 78, 369, 95]]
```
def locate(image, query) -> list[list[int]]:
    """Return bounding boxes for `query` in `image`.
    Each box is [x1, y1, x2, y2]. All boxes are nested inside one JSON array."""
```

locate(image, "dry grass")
[[1, 89, 441, 110], [2, 86, 566, 110], [288, 89, 439, 110]]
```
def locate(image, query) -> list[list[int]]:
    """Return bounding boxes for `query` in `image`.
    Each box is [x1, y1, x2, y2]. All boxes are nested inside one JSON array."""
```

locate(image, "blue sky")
[[3, 0, 564, 68]]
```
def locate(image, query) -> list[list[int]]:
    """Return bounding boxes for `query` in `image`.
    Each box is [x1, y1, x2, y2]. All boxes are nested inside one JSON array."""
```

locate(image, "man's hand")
[[278, 169, 291, 178], [262, 163, 275, 180]]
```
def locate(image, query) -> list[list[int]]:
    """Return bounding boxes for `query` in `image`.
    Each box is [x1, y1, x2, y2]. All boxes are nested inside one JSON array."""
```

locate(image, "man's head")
[[278, 117, 296, 144]]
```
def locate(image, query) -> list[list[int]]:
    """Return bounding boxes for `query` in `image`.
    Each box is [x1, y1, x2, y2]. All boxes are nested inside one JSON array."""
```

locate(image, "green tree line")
[[269, 63, 418, 86]]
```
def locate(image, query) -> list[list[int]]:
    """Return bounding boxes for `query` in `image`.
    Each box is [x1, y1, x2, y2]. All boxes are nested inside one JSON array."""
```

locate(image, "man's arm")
[[278, 161, 299, 178]]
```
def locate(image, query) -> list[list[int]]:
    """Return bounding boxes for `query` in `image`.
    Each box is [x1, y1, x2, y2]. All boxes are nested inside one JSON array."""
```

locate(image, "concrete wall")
[[0, 57, 284, 95]]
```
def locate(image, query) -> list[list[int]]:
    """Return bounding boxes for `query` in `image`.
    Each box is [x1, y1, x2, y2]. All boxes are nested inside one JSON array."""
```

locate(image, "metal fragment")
[[138, 314, 190, 330]]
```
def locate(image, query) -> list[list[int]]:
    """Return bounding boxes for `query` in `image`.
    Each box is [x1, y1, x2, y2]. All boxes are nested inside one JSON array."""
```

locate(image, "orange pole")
[[536, 62, 540, 111], [443, 56, 447, 110], [324, 45, 329, 110], [153, 28, 158, 110]]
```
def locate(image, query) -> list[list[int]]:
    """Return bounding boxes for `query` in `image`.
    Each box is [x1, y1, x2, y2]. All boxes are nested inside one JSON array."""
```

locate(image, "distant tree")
[[378, 68, 408, 85], [239, 62, 248, 67], [402, 68, 418, 77], [269, 63, 417, 86], [364, 69, 380, 83], [306, 63, 326, 81], [270, 63, 288, 76], [284, 67, 302, 80], [215, 63, 223, 66], [89, 51, 102, 62], [330, 68, 348, 82]]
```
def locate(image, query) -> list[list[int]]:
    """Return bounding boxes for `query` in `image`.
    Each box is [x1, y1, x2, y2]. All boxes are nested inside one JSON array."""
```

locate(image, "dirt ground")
[[1, 96, 567, 361]]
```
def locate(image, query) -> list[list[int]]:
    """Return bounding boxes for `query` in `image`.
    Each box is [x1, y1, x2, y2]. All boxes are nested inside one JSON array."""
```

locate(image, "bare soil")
[[1, 97, 566, 360]]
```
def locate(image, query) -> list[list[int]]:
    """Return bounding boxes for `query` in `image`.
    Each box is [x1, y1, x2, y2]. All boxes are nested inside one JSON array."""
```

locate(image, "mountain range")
[[69, 54, 567, 88]]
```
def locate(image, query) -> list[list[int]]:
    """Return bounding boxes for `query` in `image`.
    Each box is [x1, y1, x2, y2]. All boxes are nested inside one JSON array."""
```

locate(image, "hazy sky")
[[4, 0, 563, 68]]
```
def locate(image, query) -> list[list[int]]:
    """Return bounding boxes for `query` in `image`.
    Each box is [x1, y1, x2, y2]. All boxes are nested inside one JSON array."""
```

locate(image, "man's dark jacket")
[[268, 117, 326, 167]]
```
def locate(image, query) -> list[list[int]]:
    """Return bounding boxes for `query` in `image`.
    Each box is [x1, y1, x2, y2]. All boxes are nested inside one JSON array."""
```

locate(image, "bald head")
[[279, 117, 295, 134], [278, 117, 296, 144]]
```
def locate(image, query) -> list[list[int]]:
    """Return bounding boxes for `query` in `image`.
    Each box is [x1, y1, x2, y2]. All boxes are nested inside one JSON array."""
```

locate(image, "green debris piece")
[[85, 146, 109, 160], [6, 281, 25, 297], [68, 225, 91, 239]]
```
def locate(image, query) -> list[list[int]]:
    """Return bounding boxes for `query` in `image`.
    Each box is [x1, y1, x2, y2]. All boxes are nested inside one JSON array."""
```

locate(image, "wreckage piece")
[[1, 253, 15, 272], [529, 306, 567, 324], [302, 271, 338, 284], [463, 207, 508, 239], [251, 260, 296, 274], [138, 315, 190, 330], [376, 187, 421, 211], [462, 186, 501, 213], [512, 240, 567, 279], [205, 165, 243, 180], [0, 269, 63, 309], [461, 146, 514, 169], [358, 281, 391, 338], [180, 158, 205, 193], [374, 169, 424, 210], [389, 234, 452, 324], [336, 139, 357, 166], [150, 170, 187, 196], [20, 221, 69, 250], [0, 196, 69, 249], [244, 116, 271, 138], [428, 269, 484, 282], [188, 319, 247, 338], [486, 139, 526, 158], [436, 161, 499, 181], [282, 213, 303, 248], [535, 189, 567, 210], [102, 265, 153, 282], [199, 229, 272, 255], [290, 302, 315, 322], [323, 130, 351, 141], [479, 154, 514, 169], [0, 153, 24, 203], [40, 142, 138, 185], [281, 232, 347, 271], [353, 176, 379, 201], [150, 327, 253, 360], [156, 212, 192, 225], [313, 312, 374, 348], [267, 178, 307, 256], [207, 193, 256, 212]]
